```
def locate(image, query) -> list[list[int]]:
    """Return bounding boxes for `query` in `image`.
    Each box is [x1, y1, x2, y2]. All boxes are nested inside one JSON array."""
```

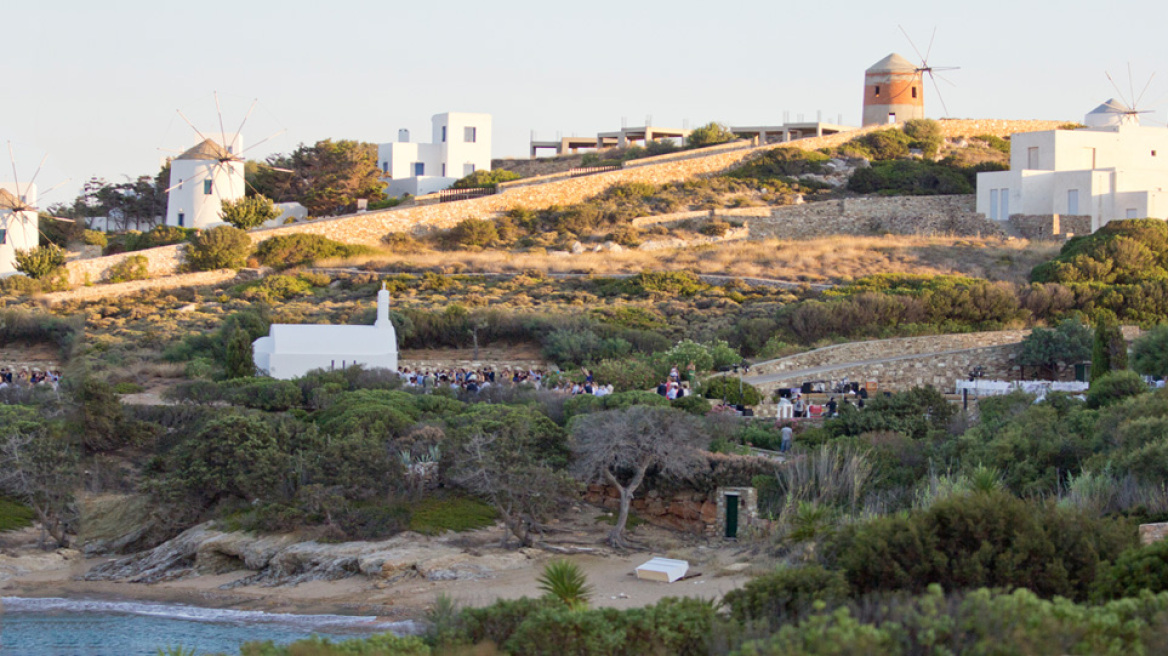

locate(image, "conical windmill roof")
[[176, 138, 232, 161], [867, 53, 918, 73], [1087, 98, 1132, 115], [0, 188, 22, 211]]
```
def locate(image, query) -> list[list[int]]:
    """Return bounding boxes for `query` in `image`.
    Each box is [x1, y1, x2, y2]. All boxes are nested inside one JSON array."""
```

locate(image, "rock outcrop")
[[82, 523, 534, 587]]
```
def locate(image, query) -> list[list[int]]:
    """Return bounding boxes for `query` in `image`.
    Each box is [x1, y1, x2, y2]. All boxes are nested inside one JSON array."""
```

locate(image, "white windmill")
[[1085, 65, 1159, 128], [0, 143, 71, 277], [163, 94, 287, 230]]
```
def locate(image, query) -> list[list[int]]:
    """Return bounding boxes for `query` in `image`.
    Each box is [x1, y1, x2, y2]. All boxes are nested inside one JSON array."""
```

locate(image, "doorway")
[[725, 494, 739, 538]]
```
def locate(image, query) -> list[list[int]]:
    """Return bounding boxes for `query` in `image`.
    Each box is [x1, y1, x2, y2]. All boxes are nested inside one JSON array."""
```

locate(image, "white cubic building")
[[977, 100, 1168, 233], [253, 285, 399, 380], [0, 183, 38, 277], [165, 136, 245, 230], [378, 112, 492, 197]]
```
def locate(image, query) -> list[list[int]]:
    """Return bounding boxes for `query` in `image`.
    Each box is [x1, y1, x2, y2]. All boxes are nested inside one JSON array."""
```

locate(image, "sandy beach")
[[0, 513, 760, 623]]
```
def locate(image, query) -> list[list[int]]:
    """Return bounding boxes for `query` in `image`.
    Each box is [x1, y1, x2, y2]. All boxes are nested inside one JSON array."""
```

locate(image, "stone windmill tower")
[[862, 53, 925, 127]]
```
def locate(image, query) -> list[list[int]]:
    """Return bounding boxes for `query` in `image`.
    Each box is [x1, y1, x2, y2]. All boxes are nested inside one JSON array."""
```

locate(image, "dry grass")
[[317, 235, 1059, 285]]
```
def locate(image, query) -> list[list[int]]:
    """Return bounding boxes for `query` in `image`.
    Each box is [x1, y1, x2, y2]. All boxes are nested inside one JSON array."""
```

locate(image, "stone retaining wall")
[[750, 195, 1004, 239], [1008, 214, 1092, 240], [44, 269, 241, 304], [631, 206, 773, 228], [751, 330, 1030, 376], [752, 342, 1024, 394]]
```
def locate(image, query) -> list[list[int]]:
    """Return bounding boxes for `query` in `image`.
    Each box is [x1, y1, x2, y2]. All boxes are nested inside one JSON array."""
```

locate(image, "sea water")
[[0, 597, 416, 656]]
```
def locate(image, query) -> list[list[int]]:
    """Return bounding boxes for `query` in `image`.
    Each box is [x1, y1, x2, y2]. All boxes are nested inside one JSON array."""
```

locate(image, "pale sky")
[[2, 0, 1166, 204]]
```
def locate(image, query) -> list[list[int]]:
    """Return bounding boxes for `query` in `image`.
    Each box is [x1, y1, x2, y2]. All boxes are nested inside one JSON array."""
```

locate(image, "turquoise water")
[[0, 597, 416, 656]]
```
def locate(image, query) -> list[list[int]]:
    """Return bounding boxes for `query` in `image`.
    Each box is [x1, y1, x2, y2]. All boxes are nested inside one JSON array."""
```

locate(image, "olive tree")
[[0, 408, 80, 548], [570, 406, 706, 549]]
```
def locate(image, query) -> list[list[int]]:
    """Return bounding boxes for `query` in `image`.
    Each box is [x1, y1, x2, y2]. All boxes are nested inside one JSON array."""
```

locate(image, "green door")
[[725, 494, 739, 538]]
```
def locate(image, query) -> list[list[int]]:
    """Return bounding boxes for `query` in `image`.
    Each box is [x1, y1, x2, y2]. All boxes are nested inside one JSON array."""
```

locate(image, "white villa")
[[253, 285, 399, 380], [165, 136, 245, 230], [977, 100, 1168, 232], [0, 183, 38, 277], [378, 112, 492, 197]]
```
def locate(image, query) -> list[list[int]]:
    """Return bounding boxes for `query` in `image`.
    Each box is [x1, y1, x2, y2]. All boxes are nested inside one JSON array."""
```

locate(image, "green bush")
[[236, 274, 315, 303], [445, 218, 499, 248], [847, 159, 973, 195], [702, 377, 762, 406], [14, 244, 66, 279], [220, 194, 282, 230], [253, 233, 373, 268], [105, 254, 150, 283], [183, 225, 253, 271], [593, 357, 659, 392], [240, 633, 431, 656], [451, 169, 522, 189], [824, 491, 1135, 601], [841, 128, 914, 160], [1093, 539, 1168, 602], [223, 378, 304, 411], [729, 147, 830, 180], [672, 394, 712, 415], [1031, 219, 1168, 285], [686, 122, 737, 148], [82, 229, 108, 247], [1133, 324, 1168, 378], [724, 565, 850, 624], [903, 118, 943, 158], [0, 497, 35, 532], [408, 495, 497, 535], [112, 382, 144, 395], [1087, 370, 1148, 409]]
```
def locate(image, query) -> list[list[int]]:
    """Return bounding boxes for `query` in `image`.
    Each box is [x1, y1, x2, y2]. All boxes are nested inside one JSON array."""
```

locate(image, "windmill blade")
[[265, 166, 294, 174], [1106, 72, 1132, 107], [1129, 63, 1137, 111], [176, 109, 214, 147], [8, 142, 22, 202], [231, 98, 259, 153], [935, 72, 958, 87], [32, 179, 70, 201], [214, 91, 231, 156], [239, 129, 286, 156], [23, 153, 49, 195], [929, 66, 960, 72], [898, 25, 928, 66], [1135, 72, 1156, 109], [928, 72, 951, 118], [42, 215, 75, 223], [923, 27, 937, 66]]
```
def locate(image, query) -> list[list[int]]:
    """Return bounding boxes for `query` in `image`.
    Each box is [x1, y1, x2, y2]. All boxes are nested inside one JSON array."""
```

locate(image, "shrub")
[[461, 597, 555, 648], [236, 274, 314, 303], [105, 254, 150, 283], [240, 634, 431, 656], [903, 118, 943, 158], [14, 244, 66, 279], [729, 147, 830, 180], [82, 229, 108, 247], [407, 495, 497, 535], [1087, 370, 1148, 409], [537, 560, 594, 610], [724, 565, 850, 623], [1031, 219, 1168, 285], [824, 491, 1136, 601], [672, 394, 712, 415], [183, 225, 252, 271], [847, 159, 973, 195], [1093, 539, 1168, 601], [593, 357, 659, 392], [841, 128, 914, 160], [223, 378, 303, 411], [1133, 324, 1168, 378], [451, 169, 521, 189], [220, 195, 282, 230], [702, 376, 762, 406], [445, 218, 499, 248], [112, 382, 144, 395], [253, 233, 373, 268], [0, 497, 35, 532], [686, 122, 737, 148]]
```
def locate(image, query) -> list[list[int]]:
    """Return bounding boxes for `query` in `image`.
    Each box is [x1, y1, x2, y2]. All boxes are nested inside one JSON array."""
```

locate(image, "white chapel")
[[253, 285, 399, 380]]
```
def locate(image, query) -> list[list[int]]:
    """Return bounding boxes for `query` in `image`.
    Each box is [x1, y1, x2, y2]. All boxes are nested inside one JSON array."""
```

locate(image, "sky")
[[2, 0, 1167, 205]]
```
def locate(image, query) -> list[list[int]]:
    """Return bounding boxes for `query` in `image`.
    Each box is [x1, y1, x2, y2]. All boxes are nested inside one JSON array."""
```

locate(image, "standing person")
[[794, 395, 806, 419], [780, 424, 794, 453], [686, 361, 696, 385], [670, 364, 680, 382], [827, 396, 838, 417]]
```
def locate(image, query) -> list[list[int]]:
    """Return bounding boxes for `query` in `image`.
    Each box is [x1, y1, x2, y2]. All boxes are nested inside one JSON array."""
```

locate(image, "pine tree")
[[224, 326, 255, 379]]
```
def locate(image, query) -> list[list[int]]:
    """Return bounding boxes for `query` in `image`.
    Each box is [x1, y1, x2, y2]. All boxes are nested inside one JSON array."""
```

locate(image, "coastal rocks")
[[0, 548, 81, 582], [82, 524, 538, 588]]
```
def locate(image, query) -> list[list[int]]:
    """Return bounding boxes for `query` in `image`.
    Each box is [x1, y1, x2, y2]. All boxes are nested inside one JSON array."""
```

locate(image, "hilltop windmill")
[[898, 27, 960, 118], [1, 143, 72, 276], [163, 93, 289, 230], [862, 29, 959, 127], [1085, 65, 1159, 128]]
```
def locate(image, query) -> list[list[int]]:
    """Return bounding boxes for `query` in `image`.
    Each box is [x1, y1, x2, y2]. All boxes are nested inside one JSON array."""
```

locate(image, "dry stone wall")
[[749, 195, 1004, 239], [1008, 214, 1092, 240], [752, 342, 1024, 394], [752, 331, 1030, 376]]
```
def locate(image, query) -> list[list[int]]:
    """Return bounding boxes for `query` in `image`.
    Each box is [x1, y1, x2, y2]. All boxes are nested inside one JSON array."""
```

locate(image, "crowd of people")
[[0, 367, 62, 390], [396, 366, 616, 396]]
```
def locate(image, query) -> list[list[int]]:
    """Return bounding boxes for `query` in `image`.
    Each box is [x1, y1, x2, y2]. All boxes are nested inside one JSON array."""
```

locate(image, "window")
[[177, 212, 185, 227], [1067, 189, 1079, 215], [911, 86, 917, 99], [441, 163, 446, 177], [464, 126, 477, 143], [413, 162, 425, 176], [0, 229, 6, 244], [441, 126, 447, 142], [1127, 208, 1139, 219], [989, 189, 999, 220], [203, 179, 213, 195], [874, 85, 881, 97], [381, 161, 388, 173], [463, 163, 475, 176], [1027, 147, 1039, 169], [887, 113, 896, 124]]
